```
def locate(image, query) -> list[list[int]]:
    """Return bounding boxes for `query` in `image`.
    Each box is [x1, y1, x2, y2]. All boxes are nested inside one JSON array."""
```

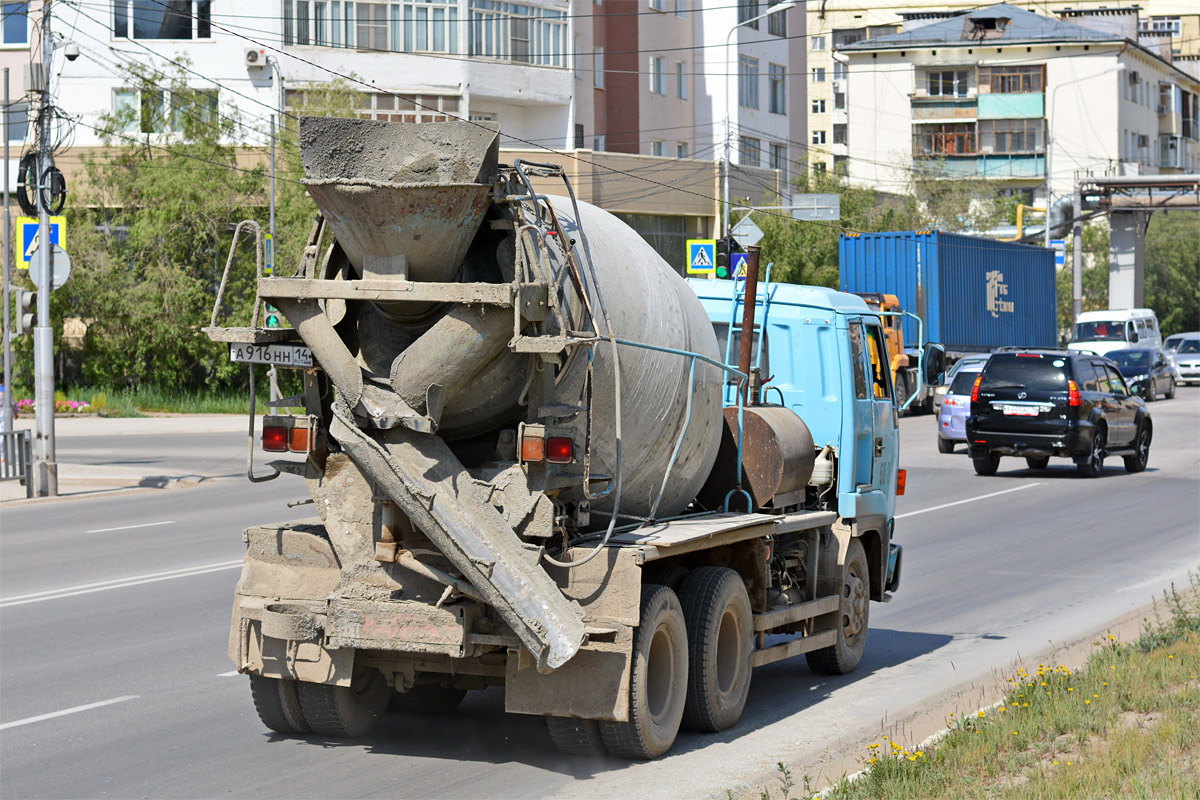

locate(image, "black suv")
[[966, 350, 1152, 478]]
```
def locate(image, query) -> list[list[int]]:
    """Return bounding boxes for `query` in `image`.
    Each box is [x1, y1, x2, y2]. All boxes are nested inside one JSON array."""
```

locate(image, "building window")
[[282, 0, 462, 52], [593, 134, 605, 151], [978, 64, 1044, 94], [674, 0, 685, 16], [115, 87, 218, 133], [769, 142, 788, 171], [738, 135, 761, 166], [769, 64, 786, 114], [979, 119, 1044, 153], [914, 122, 975, 155], [834, 91, 845, 110], [811, 35, 825, 51], [650, 55, 665, 94], [811, 98, 825, 114], [469, 1, 566, 66], [833, 123, 846, 144], [649, 0, 664, 10], [574, 123, 584, 148], [1139, 16, 1181, 36], [738, 0, 759, 30], [115, 0, 211, 39], [811, 129, 826, 144], [677, 141, 689, 158], [289, 89, 460, 122], [833, 60, 847, 81], [739, 55, 759, 109], [594, 46, 604, 88], [2, 2, 28, 45], [651, 139, 664, 156], [926, 69, 969, 97], [613, 212, 706, 275], [573, 35, 581, 79], [768, 0, 787, 37], [812, 67, 826, 83], [676, 61, 687, 99]]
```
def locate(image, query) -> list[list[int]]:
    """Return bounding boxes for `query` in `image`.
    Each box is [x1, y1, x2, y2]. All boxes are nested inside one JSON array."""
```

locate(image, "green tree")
[[1144, 211, 1200, 336], [1057, 221, 1110, 333]]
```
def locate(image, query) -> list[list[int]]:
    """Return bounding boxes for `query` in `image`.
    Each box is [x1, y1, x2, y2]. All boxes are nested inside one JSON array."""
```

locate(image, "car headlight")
[[1130, 373, 1149, 383]]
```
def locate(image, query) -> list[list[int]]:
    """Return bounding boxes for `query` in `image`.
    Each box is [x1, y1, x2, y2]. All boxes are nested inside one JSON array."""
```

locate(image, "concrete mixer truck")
[[204, 117, 945, 760]]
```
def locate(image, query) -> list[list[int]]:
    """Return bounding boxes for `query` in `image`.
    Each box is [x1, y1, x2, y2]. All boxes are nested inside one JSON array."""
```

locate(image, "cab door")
[[846, 319, 899, 520]]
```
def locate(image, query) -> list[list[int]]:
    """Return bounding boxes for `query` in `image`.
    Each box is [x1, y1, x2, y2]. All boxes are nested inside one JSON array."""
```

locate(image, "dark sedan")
[[1108, 349, 1176, 401]]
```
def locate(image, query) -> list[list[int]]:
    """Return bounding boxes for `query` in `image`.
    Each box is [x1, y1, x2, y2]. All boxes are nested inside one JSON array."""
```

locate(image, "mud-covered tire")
[[249, 675, 310, 734], [296, 668, 390, 737], [388, 684, 467, 714], [972, 452, 1001, 476], [546, 717, 607, 757], [806, 538, 870, 676], [599, 585, 688, 760], [1123, 424, 1151, 473], [1025, 456, 1049, 470], [644, 564, 690, 595], [937, 437, 955, 454], [679, 567, 753, 733], [1076, 425, 1106, 478]]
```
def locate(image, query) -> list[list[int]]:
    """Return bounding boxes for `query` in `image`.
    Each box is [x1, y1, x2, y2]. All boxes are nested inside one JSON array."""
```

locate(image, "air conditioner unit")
[[1156, 104, 1167, 114], [245, 48, 266, 68]]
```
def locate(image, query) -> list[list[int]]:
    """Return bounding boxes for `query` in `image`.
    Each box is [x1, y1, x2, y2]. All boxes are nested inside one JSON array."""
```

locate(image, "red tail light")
[[546, 436, 575, 464], [896, 468, 907, 496], [1068, 380, 1082, 407], [971, 375, 983, 402], [262, 425, 288, 452]]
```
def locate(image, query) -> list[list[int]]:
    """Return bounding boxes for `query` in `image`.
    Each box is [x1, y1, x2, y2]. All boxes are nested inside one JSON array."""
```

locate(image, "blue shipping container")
[[838, 230, 1057, 352]]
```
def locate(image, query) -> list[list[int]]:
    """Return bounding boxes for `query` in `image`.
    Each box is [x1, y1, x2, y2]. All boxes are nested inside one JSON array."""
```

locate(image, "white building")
[[838, 2, 1200, 205]]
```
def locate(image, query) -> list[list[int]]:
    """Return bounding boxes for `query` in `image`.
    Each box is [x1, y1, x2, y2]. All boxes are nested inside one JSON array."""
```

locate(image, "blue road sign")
[[731, 252, 749, 278], [687, 239, 716, 274], [17, 216, 65, 269]]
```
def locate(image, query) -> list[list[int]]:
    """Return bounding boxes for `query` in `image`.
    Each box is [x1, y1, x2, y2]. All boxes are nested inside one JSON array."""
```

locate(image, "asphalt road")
[[1, 392, 1197, 799]]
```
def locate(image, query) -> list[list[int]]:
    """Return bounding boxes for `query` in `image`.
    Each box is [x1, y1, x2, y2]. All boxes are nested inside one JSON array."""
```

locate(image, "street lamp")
[[1044, 61, 1126, 249], [724, 0, 796, 239]]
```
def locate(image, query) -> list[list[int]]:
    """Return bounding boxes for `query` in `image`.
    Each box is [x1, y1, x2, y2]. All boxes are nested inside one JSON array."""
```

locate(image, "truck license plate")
[[1001, 405, 1039, 416], [229, 343, 314, 368]]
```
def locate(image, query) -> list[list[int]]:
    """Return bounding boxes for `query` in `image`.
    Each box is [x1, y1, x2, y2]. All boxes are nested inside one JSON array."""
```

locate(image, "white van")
[[1068, 309, 1162, 356]]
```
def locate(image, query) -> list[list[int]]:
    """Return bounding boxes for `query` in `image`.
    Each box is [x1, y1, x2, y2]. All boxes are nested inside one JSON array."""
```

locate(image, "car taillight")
[[262, 425, 288, 452], [1068, 379, 1082, 407], [971, 375, 983, 402], [546, 436, 574, 464], [896, 468, 907, 496]]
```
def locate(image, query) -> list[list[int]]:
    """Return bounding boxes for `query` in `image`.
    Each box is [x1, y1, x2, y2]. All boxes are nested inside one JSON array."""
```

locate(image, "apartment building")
[[806, 0, 1200, 175], [839, 3, 1200, 209]]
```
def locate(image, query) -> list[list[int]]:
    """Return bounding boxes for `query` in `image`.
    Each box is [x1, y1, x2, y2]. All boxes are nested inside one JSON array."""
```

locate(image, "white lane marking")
[[0, 695, 140, 731], [0, 560, 243, 608], [895, 482, 1042, 520], [218, 671, 241, 677], [85, 520, 176, 534]]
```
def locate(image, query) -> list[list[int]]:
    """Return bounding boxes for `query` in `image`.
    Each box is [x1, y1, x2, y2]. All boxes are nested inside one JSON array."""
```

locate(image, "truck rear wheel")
[[599, 584, 688, 759], [806, 538, 869, 676], [249, 675, 310, 735], [546, 717, 607, 757], [296, 667, 390, 738], [679, 567, 753, 733]]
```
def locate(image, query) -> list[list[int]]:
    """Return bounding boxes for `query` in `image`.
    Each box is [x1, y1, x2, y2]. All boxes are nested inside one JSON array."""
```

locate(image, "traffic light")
[[715, 237, 731, 280], [16, 289, 36, 335], [263, 302, 281, 329]]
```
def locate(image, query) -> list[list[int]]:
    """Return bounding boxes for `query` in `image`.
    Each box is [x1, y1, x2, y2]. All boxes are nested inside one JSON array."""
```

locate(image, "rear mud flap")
[[330, 403, 586, 671]]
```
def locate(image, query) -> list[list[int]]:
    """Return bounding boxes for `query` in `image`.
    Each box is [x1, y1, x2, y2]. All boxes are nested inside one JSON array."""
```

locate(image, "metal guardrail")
[[1, 429, 32, 497]]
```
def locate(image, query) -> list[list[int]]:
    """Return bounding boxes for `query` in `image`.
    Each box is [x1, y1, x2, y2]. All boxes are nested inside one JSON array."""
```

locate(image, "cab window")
[[1105, 365, 1129, 396], [864, 324, 892, 399], [848, 323, 868, 399], [1078, 361, 1099, 392], [1092, 363, 1111, 393]]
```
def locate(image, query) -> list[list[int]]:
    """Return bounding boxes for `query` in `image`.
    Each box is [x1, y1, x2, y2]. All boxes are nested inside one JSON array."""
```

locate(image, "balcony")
[[1159, 134, 1184, 169], [915, 153, 1045, 179], [977, 92, 1044, 119], [1159, 110, 1181, 135], [911, 96, 977, 121]]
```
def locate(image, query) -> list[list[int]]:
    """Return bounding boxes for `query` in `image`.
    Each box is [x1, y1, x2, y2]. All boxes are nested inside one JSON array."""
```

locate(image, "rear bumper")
[[965, 421, 1093, 459]]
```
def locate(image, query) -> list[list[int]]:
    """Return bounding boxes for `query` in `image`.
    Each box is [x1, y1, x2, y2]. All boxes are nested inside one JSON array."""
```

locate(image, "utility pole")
[[1072, 184, 1083, 325], [3, 67, 13, 435], [32, 0, 57, 495], [267, 114, 279, 403]]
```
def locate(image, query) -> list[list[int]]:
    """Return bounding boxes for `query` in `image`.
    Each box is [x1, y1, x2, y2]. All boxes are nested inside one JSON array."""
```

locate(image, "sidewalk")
[[1, 414, 248, 503]]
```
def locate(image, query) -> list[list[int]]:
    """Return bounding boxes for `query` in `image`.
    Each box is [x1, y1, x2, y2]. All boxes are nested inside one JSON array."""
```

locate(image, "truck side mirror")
[[1130, 330, 1140, 343], [923, 343, 947, 387]]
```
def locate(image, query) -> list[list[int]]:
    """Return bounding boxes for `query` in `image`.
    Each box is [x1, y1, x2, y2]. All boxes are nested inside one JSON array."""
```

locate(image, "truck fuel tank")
[[698, 405, 816, 512]]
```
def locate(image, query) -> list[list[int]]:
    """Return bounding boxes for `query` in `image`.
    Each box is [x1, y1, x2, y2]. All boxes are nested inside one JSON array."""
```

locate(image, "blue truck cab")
[[688, 278, 934, 598]]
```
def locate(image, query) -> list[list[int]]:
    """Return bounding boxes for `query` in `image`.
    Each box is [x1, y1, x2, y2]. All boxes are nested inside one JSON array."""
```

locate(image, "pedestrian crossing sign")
[[17, 216, 66, 269], [731, 252, 749, 279], [686, 239, 716, 274]]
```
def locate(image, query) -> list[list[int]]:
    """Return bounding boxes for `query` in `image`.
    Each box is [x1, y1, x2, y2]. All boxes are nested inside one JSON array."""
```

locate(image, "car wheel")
[[1123, 424, 1151, 473], [1025, 456, 1049, 470], [972, 452, 1000, 476], [937, 437, 955, 454], [1076, 425, 1106, 478], [1165, 379, 1176, 400]]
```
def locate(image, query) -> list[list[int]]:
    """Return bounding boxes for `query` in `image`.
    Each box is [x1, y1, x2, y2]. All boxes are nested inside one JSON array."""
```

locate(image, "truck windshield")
[[1073, 321, 1128, 342], [979, 356, 1068, 392]]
